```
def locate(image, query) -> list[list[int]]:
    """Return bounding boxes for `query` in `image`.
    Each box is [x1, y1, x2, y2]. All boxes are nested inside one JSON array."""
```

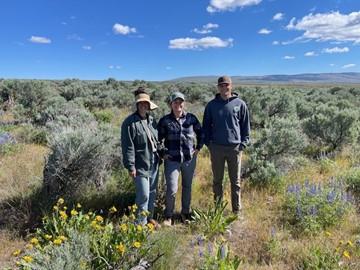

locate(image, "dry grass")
[[0, 144, 48, 201], [0, 230, 25, 269]]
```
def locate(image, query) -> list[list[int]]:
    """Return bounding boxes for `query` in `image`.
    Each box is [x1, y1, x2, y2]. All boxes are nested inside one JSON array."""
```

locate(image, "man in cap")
[[203, 76, 250, 216], [121, 88, 160, 227], [158, 91, 204, 226]]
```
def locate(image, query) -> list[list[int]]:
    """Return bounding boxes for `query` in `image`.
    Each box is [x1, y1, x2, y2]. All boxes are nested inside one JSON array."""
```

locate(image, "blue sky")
[[1, 0, 360, 81]]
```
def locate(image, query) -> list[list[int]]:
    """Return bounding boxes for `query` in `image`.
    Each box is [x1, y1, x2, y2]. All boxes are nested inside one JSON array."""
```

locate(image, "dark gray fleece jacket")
[[202, 93, 250, 149]]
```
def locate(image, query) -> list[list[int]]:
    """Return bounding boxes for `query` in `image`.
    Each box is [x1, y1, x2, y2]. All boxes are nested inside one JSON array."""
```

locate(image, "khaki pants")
[[209, 143, 242, 213]]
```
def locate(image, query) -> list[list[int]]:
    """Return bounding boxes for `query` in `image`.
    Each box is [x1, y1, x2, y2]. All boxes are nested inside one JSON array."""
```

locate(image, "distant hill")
[[171, 72, 360, 84]]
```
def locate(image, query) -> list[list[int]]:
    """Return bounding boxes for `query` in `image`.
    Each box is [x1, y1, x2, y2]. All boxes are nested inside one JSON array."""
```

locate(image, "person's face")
[[137, 101, 150, 116], [218, 83, 232, 96], [170, 98, 184, 114]]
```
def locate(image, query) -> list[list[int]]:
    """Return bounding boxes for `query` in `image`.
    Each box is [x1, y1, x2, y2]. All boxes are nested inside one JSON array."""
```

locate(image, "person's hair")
[[134, 86, 147, 97]]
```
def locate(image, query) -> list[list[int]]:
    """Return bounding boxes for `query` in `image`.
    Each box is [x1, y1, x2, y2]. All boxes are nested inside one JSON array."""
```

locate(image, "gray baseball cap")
[[169, 91, 185, 103]]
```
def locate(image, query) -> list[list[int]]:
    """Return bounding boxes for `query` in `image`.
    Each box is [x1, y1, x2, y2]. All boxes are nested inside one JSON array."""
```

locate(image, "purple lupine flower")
[[220, 245, 227, 259], [207, 242, 213, 255], [309, 205, 318, 216], [296, 204, 302, 219], [327, 190, 336, 203], [270, 227, 276, 238]]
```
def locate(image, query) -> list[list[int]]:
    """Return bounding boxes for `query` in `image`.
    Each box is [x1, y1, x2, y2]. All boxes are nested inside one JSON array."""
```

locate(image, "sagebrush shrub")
[[43, 124, 117, 201]]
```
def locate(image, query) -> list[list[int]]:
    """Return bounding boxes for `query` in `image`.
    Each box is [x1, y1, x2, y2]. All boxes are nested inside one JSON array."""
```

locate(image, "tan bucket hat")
[[135, 93, 158, 110]]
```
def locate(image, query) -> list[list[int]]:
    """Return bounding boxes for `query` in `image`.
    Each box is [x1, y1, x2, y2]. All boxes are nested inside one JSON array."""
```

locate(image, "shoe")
[[163, 218, 172, 227], [148, 219, 161, 230], [180, 213, 191, 225]]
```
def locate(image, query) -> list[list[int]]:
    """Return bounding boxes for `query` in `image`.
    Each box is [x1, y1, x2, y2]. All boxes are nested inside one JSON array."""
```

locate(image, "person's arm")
[[193, 114, 204, 152], [239, 102, 250, 150], [202, 103, 212, 147], [121, 119, 136, 177], [156, 117, 167, 158]]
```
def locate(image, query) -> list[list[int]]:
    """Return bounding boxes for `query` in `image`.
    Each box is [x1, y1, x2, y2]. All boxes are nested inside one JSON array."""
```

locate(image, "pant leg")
[[209, 144, 226, 203], [148, 154, 159, 219], [164, 159, 180, 218], [180, 156, 197, 215], [134, 175, 150, 225], [226, 147, 242, 213]]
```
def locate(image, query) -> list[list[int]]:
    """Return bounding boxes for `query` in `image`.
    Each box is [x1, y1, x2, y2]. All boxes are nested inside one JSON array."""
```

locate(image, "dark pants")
[[209, 143, 242, 213]]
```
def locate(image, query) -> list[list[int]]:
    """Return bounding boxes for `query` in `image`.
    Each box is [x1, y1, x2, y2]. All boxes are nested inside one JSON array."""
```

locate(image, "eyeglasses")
[[218, 83, 230, 87]]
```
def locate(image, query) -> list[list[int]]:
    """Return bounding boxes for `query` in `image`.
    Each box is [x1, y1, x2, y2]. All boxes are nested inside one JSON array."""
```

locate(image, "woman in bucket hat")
[[121, 87, 160, 227], [158, 92, 204, 226]]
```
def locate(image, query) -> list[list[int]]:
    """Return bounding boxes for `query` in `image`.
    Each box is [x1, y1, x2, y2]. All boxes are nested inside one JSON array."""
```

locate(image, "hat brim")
[[136, 98, 158, 110]]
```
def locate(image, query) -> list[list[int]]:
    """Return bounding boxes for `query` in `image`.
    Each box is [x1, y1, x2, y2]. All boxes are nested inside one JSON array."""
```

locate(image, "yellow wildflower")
[[22, 255, 33, 263], [76, 203, 82, 208], [59, 211, 68, 220], [109, 206, 117, 213], [30, 237, 39, 245], [88, 211, 93, 215], [120, 224, 128, 232], [44, 234, 52, 240], [137, 225, 143, 232], [95, 215, 104, 223], [91, 220, 97, 228], [53, 205, 59, 211], [71, 209, 78, 216], [116, 243, 126, 256], [25, 244, 33, 250], [57, 198, 64, 205], [53, 239, 62, 245], [339, 240, 344, 245], [15, 261, 21, 266], [131, 204, 138, 212], [325, 231, 332, 237], [84, 214, 90, 220], [343, 250, 351, 259], [12, 249, 21, 257], [141, 210, 148, 217], [133, 241, 141, 248], [147, 223, 154, 232], [63, 206, 67, 210], [129, 214, 136, 221], [59, 235, 68, 241], [347, 240, 354, 247]]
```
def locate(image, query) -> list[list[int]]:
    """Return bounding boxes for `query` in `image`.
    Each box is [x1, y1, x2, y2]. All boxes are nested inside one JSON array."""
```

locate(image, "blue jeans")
[[164, 156, 197, 218], [134, 154, 159, 225]]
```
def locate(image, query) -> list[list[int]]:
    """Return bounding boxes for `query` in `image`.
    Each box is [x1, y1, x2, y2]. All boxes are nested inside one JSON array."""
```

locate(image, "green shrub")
[[93, 109, 115, 123], [43, 125, 117, 202], [283, 180, 353, 235], [298, 246, 341, 270], [192, 201, 237, 239], [344, 168, 360, 195]]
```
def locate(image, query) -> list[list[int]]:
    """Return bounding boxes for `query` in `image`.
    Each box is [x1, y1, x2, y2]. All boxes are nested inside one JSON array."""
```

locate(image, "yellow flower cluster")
[[116, 243, 126, 256], [109, 206, 117, 213], [133, 241, 141, 248]]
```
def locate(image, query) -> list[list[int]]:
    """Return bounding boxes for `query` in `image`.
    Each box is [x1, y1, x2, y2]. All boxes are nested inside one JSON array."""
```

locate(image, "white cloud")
[[67, 34, 83, 41], [304, 51, 317, 56], [169, 36, 233, 50], [113, 23, 137, 35], [322, 46, 349, 54], [272, 40, 279, 45], [330, 63, 336, 67], [29, 36, 51, 44], [109, 65, 121, 69], [273, 12, 284, 21], [82, 46, 92, 50], [207, 0, 262, 13], [258, 28, 271, 34], [286, 11, 360, 43], [342, 63, 356, 69], [193, 23, 219, 34], [283, 55, 295, 60]]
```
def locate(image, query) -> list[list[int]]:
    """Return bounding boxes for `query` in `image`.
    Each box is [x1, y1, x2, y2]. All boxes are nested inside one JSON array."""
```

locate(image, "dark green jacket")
[[121, 112, 158, 178]]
